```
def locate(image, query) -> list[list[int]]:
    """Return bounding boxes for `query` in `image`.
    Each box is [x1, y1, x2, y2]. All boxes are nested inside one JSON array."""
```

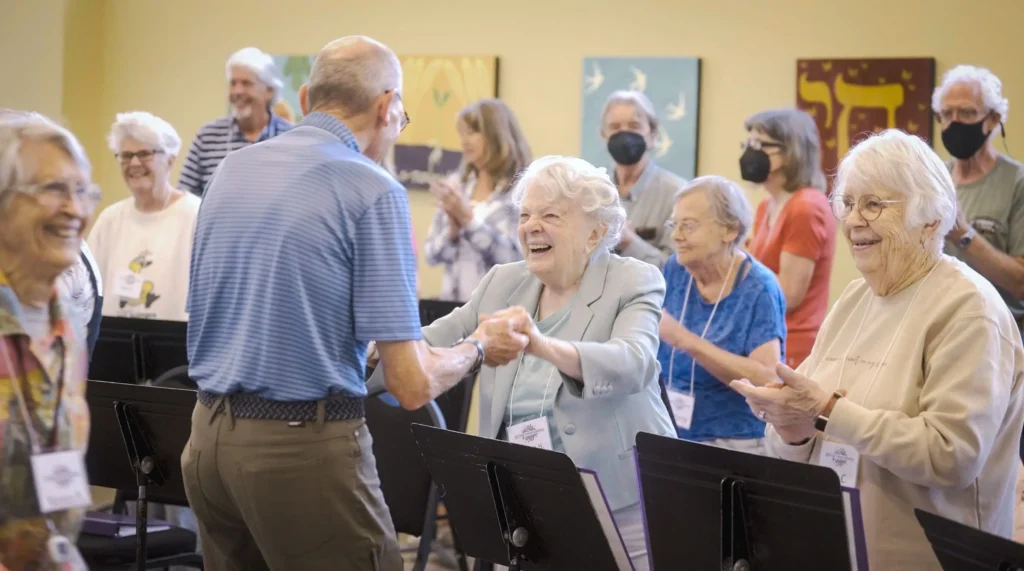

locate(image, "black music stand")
[[916, 509, 1024, 571], [89, 318, 188, 384], [411, 424, 631, 570], [636, 433, 855, 571], [85, 380, 197, 570]]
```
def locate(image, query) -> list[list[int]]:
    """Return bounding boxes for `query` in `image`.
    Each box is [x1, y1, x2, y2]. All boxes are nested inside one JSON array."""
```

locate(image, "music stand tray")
[[85, 380, 196, 570], [411, 424, 633, 570], [916, 508, 1024, 571], [636, 433, 854, 571]]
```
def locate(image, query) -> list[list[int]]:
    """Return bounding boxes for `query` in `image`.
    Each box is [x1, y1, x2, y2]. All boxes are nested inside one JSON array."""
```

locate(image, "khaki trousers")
[[181, 399, 402, 571]]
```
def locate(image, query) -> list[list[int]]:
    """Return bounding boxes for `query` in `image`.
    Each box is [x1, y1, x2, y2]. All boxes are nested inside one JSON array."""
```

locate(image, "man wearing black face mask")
[[934, 65, 1024, 333], [600, 90, 685, 268]]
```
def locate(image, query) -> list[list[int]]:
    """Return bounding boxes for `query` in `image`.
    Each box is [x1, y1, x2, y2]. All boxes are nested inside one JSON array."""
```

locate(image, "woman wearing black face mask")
[[742, 109, 835, 370], [600, 90, 685, 269]]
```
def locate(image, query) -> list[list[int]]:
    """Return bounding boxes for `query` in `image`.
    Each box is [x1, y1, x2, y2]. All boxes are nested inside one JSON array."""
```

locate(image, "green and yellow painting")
[[274, 54, 499, 190]]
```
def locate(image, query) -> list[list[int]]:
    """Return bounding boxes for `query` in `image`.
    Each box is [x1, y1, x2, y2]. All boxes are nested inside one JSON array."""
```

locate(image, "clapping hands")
[[429, 177, 473, 230]]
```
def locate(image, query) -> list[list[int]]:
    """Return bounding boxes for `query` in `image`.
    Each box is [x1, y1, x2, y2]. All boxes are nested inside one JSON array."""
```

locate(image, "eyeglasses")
[[385, 89, 411, 132], [829, 194, 903, 221], [115, 149, 164, 164], [14, 180, 102, 211], [741, 139, 784, 152], [936, 107, 989, 124], [664, 219, 705, 235]]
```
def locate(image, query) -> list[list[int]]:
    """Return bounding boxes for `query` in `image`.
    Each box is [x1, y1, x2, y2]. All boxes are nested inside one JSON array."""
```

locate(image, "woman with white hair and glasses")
[[0, 112, 99, 570], [733, 129, 1024, 570], [369, 155, 675, 569], [179, 46, 293, 196], [88, 112, 200, 322], [657, 176, 787, 455], [742, 108, 835, 369]]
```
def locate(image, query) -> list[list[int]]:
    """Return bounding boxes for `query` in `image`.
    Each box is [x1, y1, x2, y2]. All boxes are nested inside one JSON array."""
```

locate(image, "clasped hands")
[[470, 306, 545, 367]]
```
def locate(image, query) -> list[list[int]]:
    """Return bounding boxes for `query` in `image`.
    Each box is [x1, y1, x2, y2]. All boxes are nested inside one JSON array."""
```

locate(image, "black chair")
[[152, 365, 198, 391], [365, 393, 447, 571], [89, 317, 188, 384]]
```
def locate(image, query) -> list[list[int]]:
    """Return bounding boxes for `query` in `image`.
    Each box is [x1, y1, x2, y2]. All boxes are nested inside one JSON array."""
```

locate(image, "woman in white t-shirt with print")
[[88, 111, 200, 322]]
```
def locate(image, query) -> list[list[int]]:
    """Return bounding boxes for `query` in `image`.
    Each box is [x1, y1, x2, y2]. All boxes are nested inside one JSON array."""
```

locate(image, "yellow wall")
[[1, 0, 66, 118], [64, 0, 1024, 303]]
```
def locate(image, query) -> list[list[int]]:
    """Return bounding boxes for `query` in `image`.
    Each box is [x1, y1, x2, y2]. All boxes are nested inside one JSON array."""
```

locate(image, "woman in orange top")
[[742, 109, 835, 368]]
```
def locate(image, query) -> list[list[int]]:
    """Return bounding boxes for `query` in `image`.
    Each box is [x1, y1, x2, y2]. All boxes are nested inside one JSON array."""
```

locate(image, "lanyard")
[[0, 337, 67, 455], [667, 253, 739, 396], [818, 261, 940, 405]]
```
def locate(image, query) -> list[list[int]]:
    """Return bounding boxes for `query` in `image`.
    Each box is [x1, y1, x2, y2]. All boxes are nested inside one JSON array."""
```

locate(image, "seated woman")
[[423, 98, 532, 301], [734, 129, 1024, 570], [87, 111, 200, 321], [0, 112, 98, 571], [658, 176, 786, 455], [371, 155, 674, 570]]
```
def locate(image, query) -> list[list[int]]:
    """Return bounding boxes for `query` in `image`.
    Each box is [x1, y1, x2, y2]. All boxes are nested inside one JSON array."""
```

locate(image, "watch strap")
[[814, 391, 844, 433]]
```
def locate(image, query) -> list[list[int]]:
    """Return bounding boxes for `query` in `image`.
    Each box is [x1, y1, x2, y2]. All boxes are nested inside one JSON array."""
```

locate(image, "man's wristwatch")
[[456, 338, 485, 373], [957, 226, 977, 250], [814, 391, 845, 433]]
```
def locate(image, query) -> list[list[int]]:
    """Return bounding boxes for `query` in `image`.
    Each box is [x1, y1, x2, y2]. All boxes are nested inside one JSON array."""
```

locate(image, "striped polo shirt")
[[186, 112, 422, 401], [177, 111, 292, 196]]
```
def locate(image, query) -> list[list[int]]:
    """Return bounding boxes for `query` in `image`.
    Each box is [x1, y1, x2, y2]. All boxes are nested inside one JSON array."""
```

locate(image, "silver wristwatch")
[[958, 226, 976, 250], [457, 338, 485, 372]]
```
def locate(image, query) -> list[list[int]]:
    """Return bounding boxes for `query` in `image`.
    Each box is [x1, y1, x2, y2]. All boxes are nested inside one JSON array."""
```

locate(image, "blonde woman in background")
[[423, 98, 532, 301]]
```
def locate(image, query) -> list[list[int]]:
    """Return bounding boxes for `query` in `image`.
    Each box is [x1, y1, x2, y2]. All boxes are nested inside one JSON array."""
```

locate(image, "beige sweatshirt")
[[766, 256, 1024, 570]]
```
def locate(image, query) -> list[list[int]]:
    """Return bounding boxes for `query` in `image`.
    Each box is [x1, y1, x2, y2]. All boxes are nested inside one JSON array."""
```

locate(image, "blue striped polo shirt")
[[186, 112, 422, 401], [178, 111, 292, 196]]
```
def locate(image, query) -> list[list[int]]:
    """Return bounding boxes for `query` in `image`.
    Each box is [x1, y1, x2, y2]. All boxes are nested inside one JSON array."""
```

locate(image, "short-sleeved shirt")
[[749, 188, 835, 367], [945, 155, 1024, 331], [657, 254, 787, 441], [178, 111, 293, 196], [186, 112, 421, 401], [614, 161, 686, 268]]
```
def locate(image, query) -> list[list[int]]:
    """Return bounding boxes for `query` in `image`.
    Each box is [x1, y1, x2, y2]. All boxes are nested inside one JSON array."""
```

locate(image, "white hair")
[[106, 111, 182, 156], [833, 129, 956, 254], [225, 47, 284, 102], [599, 90, 660, 136], [511, 155, 627, 254], [675, 175, 752, 249], [932, 65, 1009, 134], [307, 35, 402, 114], [0, 112, 91, 203]]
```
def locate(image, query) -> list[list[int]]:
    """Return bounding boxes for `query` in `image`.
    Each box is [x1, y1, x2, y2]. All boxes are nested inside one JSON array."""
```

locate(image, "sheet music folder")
[[916, 508, 1024, 571], [410, 423, 633, 570], [635, 432, 854, 571]]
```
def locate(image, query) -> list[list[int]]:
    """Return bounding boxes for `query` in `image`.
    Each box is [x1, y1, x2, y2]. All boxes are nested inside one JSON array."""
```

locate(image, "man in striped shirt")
[[178, 47, 292, 196], [183, 36, 525, 570]]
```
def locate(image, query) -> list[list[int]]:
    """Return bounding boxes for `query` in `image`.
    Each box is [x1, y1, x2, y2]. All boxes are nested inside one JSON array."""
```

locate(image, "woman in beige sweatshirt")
[[734, 129, 1024, 570]]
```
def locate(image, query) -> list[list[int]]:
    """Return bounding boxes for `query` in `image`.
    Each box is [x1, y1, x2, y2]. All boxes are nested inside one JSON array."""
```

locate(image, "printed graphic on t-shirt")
[[118, 251, 161, 313]]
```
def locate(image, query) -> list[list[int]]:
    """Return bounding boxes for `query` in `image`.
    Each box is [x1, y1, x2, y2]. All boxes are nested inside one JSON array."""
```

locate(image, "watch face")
[[814, 415, 828, 433]]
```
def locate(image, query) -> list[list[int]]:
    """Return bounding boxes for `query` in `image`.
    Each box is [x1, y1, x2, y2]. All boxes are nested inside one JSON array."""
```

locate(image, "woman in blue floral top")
[[657, 176, 787, 455], [423, 99, 533, 301]]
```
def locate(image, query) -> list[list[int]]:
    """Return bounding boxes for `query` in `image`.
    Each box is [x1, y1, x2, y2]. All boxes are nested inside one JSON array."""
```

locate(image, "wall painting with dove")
[[273, 54, 499, 191], [796, 57, 936, 189], [580, 57, 702, 179]]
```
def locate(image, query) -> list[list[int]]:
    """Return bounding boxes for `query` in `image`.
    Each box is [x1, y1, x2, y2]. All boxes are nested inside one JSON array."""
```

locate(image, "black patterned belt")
[[197, 390, 364, 421]]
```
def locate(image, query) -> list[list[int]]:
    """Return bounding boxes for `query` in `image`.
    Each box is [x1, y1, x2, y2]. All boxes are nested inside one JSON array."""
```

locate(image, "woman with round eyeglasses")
[[742, 109, 835, 369], [733, 130, 1024, 569], [87, 112, 200, 322], [0, 112, 98, 571], [657, 176, 787, 455]]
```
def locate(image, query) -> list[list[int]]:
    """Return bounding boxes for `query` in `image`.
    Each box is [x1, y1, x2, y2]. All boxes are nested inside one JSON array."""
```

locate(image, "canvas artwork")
[[273, 54, 500, 191], [796, 57, 936, 183], [580, 57, 701, 180]]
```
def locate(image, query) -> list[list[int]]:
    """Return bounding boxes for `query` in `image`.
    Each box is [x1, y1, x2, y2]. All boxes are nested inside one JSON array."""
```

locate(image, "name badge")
[[31, 450, 93, 514], [113, 269, 143, 299], [666, 390, 695, 431], [508, 418, 554, 451], [817, 441, 860, 488]]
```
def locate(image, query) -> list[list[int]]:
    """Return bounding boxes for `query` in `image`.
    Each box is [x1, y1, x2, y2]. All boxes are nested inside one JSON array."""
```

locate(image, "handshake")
[[366, 306, 544, 369], [470, 306, 543, 367]]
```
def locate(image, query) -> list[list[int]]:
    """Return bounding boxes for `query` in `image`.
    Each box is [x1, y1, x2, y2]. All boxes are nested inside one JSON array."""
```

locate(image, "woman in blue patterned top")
[[423, 99, 533, 301], [657, 175, 787, 454]]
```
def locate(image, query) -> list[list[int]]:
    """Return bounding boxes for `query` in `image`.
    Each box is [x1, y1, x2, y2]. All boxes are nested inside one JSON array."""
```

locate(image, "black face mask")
[[607, 131, 647, 166], [739, 147, 772, 183], [941, 119, 989, 160]]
